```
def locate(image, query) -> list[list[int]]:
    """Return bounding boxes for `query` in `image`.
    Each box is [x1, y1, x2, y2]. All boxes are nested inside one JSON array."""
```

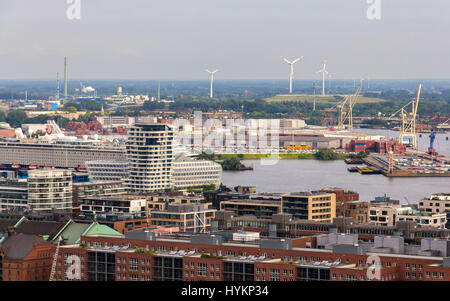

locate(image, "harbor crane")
[[389, 84, 422, 149], [337, 83, 363, 131]]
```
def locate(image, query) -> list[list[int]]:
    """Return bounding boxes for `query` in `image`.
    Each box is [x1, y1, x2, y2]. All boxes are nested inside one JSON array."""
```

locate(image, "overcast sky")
[[0, 0, 449, 80]]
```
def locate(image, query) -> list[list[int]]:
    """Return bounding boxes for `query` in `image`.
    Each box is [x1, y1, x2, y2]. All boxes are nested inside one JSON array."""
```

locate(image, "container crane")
[[338, 84, 363, 131], [390, 84, 421, 149]]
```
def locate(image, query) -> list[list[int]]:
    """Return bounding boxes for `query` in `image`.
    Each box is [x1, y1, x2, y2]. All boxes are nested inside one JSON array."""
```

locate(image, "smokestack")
[[56, 72, 60, 100], [158, 81, 160, 101], [64, 57, 68, 99]]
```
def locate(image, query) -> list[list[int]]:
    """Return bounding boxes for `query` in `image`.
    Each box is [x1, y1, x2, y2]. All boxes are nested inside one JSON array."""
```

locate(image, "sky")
[[0, 0, 450, 80]]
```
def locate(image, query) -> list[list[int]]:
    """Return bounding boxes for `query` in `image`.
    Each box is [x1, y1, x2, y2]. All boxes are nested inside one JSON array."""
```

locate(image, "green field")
[[265, 94, 387, 104]]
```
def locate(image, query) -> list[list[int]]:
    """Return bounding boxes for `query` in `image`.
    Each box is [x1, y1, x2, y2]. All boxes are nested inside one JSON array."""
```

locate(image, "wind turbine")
[[205, 69, 219, 98], [281, 56, 303, 94], [316, 60, 331, 96]]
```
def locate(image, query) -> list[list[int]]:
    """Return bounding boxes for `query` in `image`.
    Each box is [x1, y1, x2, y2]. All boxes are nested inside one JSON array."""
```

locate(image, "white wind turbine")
[[316, 60, 331, 96], [205, 69, 219, 98], [281, 56, 304, 94]]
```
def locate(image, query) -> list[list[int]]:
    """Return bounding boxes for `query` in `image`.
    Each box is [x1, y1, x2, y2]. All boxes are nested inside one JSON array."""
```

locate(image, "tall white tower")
[[206, 69, 218, 98], [281, 56, 303, 94]]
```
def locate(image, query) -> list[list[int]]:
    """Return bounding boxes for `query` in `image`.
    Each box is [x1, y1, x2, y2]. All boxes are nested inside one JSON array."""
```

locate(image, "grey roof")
[[15, 220, 68, 240], [1, 233, 51, 260], [0, 220, 18, 232]]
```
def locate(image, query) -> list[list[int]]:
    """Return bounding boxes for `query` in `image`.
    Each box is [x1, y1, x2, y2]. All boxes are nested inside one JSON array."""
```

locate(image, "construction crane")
[[49, 236, 62, 281], [390, 84, 422, 149], [337, 84, 363, 131]]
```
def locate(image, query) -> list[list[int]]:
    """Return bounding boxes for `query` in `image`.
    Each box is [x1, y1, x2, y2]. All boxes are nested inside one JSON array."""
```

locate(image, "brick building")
[[0, 231, 53, 281], [53, 229, 450, 281]]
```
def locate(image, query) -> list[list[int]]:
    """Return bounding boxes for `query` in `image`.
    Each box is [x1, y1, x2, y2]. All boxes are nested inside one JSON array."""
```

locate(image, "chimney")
[[5, 226, 15, 237]]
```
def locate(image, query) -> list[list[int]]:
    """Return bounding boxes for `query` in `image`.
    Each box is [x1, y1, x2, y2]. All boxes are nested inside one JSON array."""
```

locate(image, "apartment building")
[[220, 199, 281, 218], [281, 191, 336, 222], [370, 206, 447, 228], [336, 201, 369, 224], [80, 196, 147, 217], [150, 204, 216, 233], [0, 180, 28, 211], [125, 123, 174, 192], [27, 169, 72, 211], [72, 181, 127, 214]]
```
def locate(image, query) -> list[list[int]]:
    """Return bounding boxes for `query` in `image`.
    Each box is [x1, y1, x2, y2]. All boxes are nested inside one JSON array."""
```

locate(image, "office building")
[[281, 191, 336, 222], [172, 154, 222, 189], [86, 160, 129, 182]]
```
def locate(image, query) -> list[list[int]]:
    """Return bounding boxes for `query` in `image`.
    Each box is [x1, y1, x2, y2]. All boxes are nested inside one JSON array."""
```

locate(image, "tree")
[[67, 106, 78, 113], [6, 110, 28, 128], [220, 157, 247, 170], [314, 149, 339, 160]]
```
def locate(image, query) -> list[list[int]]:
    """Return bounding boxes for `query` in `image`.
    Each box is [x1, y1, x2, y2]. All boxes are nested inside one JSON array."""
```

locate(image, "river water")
[[222, 129, 450, 204]]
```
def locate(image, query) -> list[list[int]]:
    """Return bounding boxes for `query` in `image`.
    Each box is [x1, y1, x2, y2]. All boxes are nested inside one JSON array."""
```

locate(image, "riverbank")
[[213, 153, 350, 160], [221, 159, 450, 203]]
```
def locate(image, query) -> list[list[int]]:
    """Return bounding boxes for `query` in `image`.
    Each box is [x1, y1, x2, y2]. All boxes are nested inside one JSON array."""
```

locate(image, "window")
[[269, 269, 280, 281], [129, 258, 138, 271], [405, 263, 410, 270], [440, 272, 444, 279], [198, 263, 207, 277], [426, 272, 430, 279], [129, 274, 138, 281]]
